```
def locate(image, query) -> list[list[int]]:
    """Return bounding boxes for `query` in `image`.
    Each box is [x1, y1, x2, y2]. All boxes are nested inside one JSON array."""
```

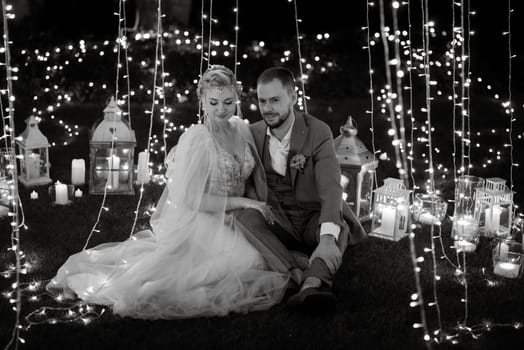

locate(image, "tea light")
[[55, 181, 69, 205], [494, 262, 521, 278], [74, 188, 83, 198], [454, 239, 477, 253], [30, 190, 38, 200]]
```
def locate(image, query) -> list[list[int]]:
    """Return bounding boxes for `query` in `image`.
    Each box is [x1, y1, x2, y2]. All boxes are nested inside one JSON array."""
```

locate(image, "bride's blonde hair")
[[197, 65, 242, 101]]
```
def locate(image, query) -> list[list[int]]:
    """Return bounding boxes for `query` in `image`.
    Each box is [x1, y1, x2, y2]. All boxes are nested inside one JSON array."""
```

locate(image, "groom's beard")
[[263, 106, 292, 129]]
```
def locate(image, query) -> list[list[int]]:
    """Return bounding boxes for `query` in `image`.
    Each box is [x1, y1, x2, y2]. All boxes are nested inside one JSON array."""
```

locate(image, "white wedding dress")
[[47, 119, 289, 319]]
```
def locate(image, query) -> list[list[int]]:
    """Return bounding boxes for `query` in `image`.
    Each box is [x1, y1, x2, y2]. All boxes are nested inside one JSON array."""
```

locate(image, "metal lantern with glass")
[[334, 116, 378, 222], [474, 177, 513, 238], [16, 116, 52, 187], [89, 97, 136, 195], [370, 178, 411, 241]]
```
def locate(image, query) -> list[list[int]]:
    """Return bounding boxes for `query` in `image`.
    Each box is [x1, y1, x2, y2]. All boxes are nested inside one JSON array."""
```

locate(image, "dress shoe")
[[286, 283, 336, 314]]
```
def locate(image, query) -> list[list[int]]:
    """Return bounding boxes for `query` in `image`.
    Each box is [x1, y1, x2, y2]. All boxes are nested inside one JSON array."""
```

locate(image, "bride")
[[47, 65, 295, 319]]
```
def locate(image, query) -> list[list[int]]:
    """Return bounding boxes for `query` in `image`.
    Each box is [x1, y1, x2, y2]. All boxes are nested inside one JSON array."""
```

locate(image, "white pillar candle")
[[107, 155, 120, 190], [30, 190, 38, 200], [136, 151, 150, 185], [485, 205, 502, 233], [71, 159, 85, 185], [74, 188, 83, 198], [55, 181, 68, 205], [454, 215, 477, 238], [27, 153, 40, 179], [380, 206, 397, 237]]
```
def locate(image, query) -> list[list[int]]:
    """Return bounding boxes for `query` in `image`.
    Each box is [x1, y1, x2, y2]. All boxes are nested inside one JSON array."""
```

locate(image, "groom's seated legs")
[[234, 208, 299, 274]]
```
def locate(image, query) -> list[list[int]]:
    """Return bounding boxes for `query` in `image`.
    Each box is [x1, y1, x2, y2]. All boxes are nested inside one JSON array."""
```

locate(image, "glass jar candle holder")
[[452, 175, 484, 252], [411, 193, 448, 226], [493, 239, 523, 279]]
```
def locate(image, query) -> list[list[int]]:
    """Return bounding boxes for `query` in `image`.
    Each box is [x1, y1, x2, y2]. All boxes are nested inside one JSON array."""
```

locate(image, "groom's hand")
[[309, 235, 342, 275]]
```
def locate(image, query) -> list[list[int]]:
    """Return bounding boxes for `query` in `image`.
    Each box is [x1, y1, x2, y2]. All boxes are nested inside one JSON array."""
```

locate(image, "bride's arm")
[[197, 193, 263, 212]]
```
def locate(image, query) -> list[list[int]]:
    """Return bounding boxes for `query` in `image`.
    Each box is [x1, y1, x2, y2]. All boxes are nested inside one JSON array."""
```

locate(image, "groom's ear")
[[291, 89, 298, 106]]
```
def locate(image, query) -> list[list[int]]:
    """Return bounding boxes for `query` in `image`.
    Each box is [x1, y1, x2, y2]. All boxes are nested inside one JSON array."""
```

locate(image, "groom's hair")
[[257, 67, 296, 95]]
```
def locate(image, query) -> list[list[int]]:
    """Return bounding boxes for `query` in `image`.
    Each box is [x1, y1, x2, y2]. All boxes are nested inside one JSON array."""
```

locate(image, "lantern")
[[89, 97, 136, 195], [370, 178, 411, 241], [334, 116, 378, 221], [16, 116, 52, 187], [474, 178, 514, 238], [492, 238, 523, 279], [452, 175, 484, 253]]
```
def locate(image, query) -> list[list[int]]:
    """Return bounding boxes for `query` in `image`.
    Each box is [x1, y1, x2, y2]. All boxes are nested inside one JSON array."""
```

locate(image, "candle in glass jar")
[[71, 159, 85, 185], [494, 262, 521, 278], [485, 205, 502, 233], [454, 239, 477, 253], [55, 181, 68, 205]]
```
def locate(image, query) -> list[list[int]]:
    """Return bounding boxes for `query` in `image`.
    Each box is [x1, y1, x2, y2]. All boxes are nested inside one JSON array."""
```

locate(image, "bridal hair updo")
[[197, 65, 242, 101]]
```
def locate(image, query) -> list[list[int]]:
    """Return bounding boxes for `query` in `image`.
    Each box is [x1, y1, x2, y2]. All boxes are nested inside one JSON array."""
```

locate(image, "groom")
[[238, 67, 366, 312]]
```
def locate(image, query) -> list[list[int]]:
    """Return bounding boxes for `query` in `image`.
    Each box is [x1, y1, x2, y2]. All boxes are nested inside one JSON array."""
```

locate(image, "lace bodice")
[[210, 142, 256, 197]]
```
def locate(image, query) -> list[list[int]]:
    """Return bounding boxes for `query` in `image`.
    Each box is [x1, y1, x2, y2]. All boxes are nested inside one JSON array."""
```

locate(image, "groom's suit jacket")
[[249, 111, 367, 249]]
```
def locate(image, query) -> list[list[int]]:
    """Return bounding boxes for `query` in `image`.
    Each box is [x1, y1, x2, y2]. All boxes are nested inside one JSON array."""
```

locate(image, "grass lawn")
[[1, 97, 524, 349]]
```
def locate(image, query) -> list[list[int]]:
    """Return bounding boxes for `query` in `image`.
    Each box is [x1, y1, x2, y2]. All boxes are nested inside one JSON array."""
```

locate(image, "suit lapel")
[[251, 122, 267, 159], [289, 111, 308, 188]]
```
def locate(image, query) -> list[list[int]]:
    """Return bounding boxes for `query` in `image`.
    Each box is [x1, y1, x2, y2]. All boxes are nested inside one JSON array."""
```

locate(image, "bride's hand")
[[242, 199, 276, 225]]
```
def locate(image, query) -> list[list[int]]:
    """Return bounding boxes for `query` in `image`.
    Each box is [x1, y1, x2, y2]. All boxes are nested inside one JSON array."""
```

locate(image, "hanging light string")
[[365, 0, 378, 189], [406, 0, 417, 194], [419, 0, 444, 341], [207, 0, 214, 69], [378, 1, 431, 347], [378, 3, 402, 183], [122, 0, 132, 129], [159, 11, 169, 165], [459, 0, 467, 174], [506, 0, 514, 192], [130, 0, 164, 237], [233, 0, 242, 118], [391, 1, 411, 184], [465, 0, 472, 174], [199, 0, 205, 78], [1, 1, 25, 347], [82, 0, 126, 250], [451, 0, 458, 181], [292, 0, 308, 114]]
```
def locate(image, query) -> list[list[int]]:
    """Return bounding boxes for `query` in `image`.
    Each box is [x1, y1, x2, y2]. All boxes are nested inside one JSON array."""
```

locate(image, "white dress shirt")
[[266, 122, 340, 241]]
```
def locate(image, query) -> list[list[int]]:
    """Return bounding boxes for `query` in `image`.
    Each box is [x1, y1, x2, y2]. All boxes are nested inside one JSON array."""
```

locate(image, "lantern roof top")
[[91, 97, 136, 144], [374, 177, 411, 196], [16, 116, 50, 148], [334, 116, 377, 167]]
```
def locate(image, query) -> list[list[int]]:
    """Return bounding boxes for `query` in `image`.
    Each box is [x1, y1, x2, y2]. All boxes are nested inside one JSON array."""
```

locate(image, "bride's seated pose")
[[47, 65, 298, 319]]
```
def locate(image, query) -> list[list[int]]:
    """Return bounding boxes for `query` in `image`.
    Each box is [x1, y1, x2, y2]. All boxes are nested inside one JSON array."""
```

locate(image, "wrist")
[[320, 234, 337, 243]]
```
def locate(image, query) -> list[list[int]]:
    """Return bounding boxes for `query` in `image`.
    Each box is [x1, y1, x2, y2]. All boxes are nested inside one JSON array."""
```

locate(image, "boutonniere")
[[290, 153, 307, 173]]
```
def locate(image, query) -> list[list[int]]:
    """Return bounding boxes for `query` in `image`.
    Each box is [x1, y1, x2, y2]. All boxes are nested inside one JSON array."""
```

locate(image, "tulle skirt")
[[47, 210, 289, 319]]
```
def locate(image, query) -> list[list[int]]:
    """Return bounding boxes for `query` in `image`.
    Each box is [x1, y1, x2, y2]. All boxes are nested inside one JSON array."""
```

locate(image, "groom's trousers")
[[234, 206, 349, 287]]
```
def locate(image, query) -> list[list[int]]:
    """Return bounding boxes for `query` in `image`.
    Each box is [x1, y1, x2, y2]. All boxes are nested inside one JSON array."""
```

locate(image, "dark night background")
[[2, 1, 524, 350]]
